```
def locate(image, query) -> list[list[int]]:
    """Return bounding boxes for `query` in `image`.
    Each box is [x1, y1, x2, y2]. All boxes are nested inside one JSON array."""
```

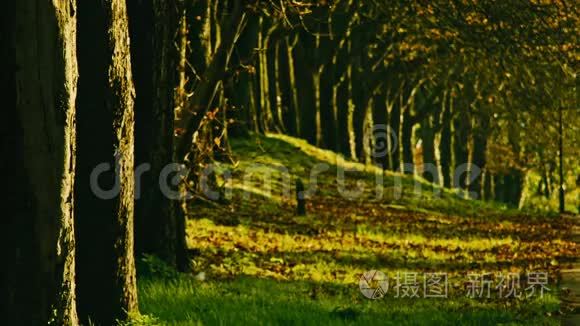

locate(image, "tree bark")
[[293, 38, 317, 145], [1, 1, 79, 324], [452, 108, 470, 190], [439, 98, 452, 188], [372, 91, 389, 169], [128, 0, 186, 268], [278, 36, 297, 136], [401, 105, 414, 173], [388, 95, 402, 171], [421, 119, 437, 182], [319, 64, 336, 150], [469, 111, 490, 198], [75, 0, 138, 323], [229, 15, 260, 135], [336, 77, 351, 157]]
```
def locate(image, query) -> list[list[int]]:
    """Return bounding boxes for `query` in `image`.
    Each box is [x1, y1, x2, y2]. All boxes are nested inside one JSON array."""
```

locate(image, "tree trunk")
[[388, 96, 402, 171], [319, 64, 336, 150], [1, 1, 79, 324], [494, 174, 506, 203], [278, 36, 297, 136], [452, 108, 470, 190], [439, 99, 452, 188], [293, 38, 317, 145], [483, 170, 493, 201], [75, 0, 138, 323], [128, 0, 187, 268], [336, 78, 351, 157], [469, 112, 490, 198], [504, 170, 523, 207], [372, 91, 389, 169], [272, 42, 286, 133], [175, 0, 246, 159], [420, 115, 437, 182], [401, 105, 414, 173], [258, 17, 273, 132], [229, 15, 260, 135]]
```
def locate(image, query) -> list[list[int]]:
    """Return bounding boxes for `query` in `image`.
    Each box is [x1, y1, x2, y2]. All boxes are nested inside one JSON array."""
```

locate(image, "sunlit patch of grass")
[[160, 133, 580, 325], [138, 275, 561, 325]]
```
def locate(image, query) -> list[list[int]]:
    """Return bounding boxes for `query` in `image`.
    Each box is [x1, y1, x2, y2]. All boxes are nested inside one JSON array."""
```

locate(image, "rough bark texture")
[[128, 0, 183, 268], [75, 0, 138, 324], [0, 0, 79, 324]]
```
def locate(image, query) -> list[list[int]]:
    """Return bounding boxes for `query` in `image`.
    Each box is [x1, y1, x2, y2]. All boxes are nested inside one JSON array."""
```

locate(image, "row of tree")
[[215, 1, 577, 207], [1, 0, 187, 324], [1, 0, 304, 324]]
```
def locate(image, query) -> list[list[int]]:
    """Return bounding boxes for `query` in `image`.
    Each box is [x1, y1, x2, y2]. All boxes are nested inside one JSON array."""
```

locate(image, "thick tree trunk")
[[128, 0, 186, 267], [1, 1, 79, 324], [75, 0, 138, 324]]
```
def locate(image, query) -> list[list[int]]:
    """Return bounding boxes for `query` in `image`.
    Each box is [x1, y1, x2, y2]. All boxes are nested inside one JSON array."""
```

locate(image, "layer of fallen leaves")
[[185, 135, 578, 300]]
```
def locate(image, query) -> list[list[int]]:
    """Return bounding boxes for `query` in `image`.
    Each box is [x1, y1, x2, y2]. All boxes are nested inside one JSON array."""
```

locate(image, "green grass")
[[137, 276, 559, 326], [136, 133, 578, 325]]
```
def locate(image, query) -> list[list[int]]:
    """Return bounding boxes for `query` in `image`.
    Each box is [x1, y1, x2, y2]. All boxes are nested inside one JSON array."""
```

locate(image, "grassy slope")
[[136, 133, 578, 325]]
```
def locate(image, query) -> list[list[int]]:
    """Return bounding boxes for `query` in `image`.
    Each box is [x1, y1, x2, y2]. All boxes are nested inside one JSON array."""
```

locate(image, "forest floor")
[[135, 133, 579, 325]]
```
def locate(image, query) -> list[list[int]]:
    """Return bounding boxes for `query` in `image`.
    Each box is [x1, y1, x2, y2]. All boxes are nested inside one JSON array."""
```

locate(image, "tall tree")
[[75, 0, 138, 323], [128, 0, 188, 270], [0, 1, 79, 324], [176, 0, 246, 160]]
